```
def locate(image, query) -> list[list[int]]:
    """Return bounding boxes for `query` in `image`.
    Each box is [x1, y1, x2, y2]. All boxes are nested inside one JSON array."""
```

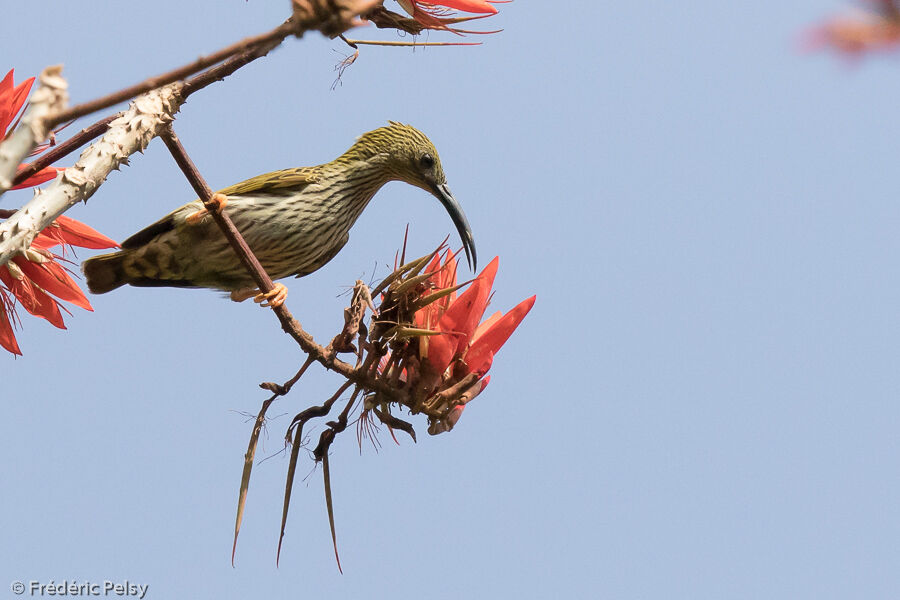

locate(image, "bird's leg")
[[186, 192, 229, 226], [229, 287, 259, 303], [254, 283, 288, 308]]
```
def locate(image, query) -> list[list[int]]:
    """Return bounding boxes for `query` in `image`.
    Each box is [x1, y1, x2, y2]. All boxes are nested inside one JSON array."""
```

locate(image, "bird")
[[82, 122, 476, 308]]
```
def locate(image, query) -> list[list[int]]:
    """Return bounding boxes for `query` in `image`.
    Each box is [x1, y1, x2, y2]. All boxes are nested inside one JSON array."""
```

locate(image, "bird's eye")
[[419, 153, 435, 169]]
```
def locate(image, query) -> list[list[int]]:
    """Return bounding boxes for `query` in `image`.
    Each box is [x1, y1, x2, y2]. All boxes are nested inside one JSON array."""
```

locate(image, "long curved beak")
[[433, 182, 477, 271]]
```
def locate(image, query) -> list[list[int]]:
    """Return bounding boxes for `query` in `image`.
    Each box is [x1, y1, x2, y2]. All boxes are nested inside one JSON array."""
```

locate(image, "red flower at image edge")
[[0, 69, 64, 188], [1, 68, 118, 355], [0, 216, 119, 356]]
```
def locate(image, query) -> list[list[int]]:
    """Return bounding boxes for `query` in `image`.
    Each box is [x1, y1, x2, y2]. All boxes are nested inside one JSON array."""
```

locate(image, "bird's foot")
[[254, 283, 288, 308], [186, 193, 228, 225]]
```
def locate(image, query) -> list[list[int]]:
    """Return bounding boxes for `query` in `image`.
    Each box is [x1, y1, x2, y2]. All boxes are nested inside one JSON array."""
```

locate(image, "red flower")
[[420, 1, 500, 14], [0, 217, 118, 356], [0, 69, 32, 136], [395, 0, 508, 34], [0, 69, 65, 189], [0, 68, 112, 356], [416, 250, 535, 432]]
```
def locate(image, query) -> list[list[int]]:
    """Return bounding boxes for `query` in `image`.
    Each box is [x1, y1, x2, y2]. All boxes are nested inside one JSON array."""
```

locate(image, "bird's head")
[[341, 122, 477, 270]]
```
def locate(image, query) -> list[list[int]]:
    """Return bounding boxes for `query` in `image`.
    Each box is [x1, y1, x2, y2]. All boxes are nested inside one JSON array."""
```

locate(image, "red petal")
[[424, 332, 458, 375], [472, 310, 502, 340], [0, 296, 21, 356], [0, 70, 14, 95], [415, 249, 461, 328], [0, 265, 36, 309], [409, 5, 450, 29], [0, 71, 17, 134], [0, 264, 65, 327], [51, 215, 119, 249], [15, 258, 93, 311], [0, 70, 15, 132], [424, 250, 442, 276], [0, 71, 34, 136], [11, 165, 62, 190], [414, 304, 432, 328], [437, 256, 498, 348], [438, 249, 458, 296], [465, 295, 535, 375], [424, 0, 498, 14], [23, 281, 66, 328], [9, 76, 35, 120]]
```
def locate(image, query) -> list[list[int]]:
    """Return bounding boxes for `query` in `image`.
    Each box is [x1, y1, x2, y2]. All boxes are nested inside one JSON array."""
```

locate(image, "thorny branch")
[[43, 20, 300, 129]]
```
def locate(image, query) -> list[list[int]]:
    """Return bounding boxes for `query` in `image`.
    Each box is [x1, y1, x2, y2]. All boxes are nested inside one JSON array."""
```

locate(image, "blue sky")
[[4, 1, 900, 598]]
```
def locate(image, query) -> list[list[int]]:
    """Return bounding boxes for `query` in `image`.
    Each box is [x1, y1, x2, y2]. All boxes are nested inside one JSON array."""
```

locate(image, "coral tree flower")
[[804, 1, 900, 56], [0, 69, 64, 189], [395, 0, 508, 33], [0, 216, 118, 355], [415, 249, 535, 433], [1, 69, 118, 355]]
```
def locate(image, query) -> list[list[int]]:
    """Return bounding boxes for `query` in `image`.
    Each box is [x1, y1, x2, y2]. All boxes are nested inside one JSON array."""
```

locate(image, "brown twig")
[[12, 20, 290, 191], [161, 125, 280, 295], [181, 30, 289, 98], [45, 21, 298, 129], [260, 355, 317, 397]]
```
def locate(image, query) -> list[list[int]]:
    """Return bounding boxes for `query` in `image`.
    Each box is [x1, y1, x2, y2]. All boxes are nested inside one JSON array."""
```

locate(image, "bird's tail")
[[82, 251, 129, 294]]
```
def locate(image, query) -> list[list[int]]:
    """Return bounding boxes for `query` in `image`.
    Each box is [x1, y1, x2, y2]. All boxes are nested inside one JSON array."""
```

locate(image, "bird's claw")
[[254, 283, 288, 308], [186, 193, 228, 226]]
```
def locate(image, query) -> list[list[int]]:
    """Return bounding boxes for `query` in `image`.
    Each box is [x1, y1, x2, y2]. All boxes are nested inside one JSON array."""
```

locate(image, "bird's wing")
[[120, 202, 201, 249], [120, 168, 319, 250], [217, 167, 319, 196]]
